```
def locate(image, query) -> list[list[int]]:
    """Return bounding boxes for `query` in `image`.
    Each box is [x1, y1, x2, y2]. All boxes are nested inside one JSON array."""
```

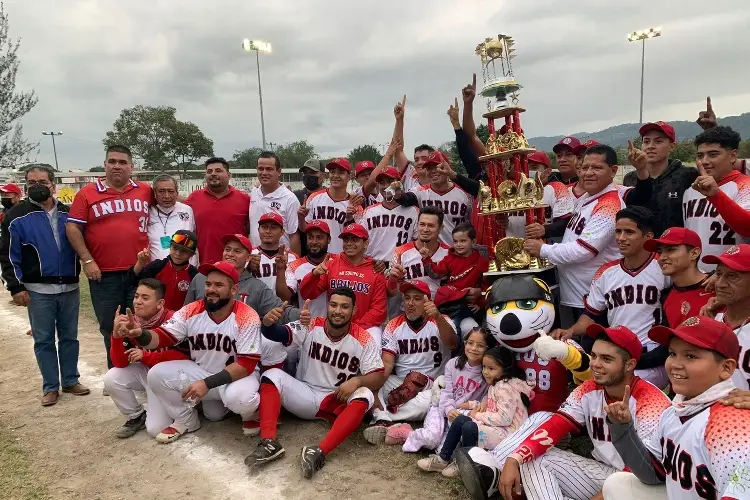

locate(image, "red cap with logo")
[[304, 219, 331, 235], [527, 151, 550, 169], [258, 212, 284, 228], [400, 280, 431, 298], [355, 160, 376, 175], [639, 121, 676, 142], [423, 151, 450, 167], [220, 233, 253, 253], [434, 285, 469, 307], [552, 136, 582, 154], [326, 158, 352, 173], [643, 227, 702, 253], [574, 139, 601, 156], [586, 324, 643, 362], [649, 316, 741, 362], [198, 260, 240, 284], [339, 223, 369, 239], [376, 166, 401, 181], [702, 244, 750, 272], [0, 183, 22, 196]]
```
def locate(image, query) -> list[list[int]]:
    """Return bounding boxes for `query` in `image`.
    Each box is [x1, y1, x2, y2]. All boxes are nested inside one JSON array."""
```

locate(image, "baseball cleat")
[[116, 411, 147, 439], [245, 438, 285, 466], [363, 420, 390, 445], [242, 419, 260, 437], [455, 448, 499, 500], [300, 445, 325, 479], [155, 423, 197, 444]]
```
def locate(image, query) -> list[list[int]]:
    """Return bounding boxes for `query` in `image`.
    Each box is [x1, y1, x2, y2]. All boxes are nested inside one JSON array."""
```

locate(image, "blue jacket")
[[0, 200, 80, 295]]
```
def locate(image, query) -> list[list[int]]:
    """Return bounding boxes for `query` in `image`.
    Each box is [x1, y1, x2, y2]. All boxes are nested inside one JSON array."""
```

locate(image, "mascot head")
[[485, 275, 555, 353]]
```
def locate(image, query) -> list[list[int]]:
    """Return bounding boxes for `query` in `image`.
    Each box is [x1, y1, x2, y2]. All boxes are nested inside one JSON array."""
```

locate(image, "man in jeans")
[[66, 145, 153, 371], [0, 165, 89, 406]]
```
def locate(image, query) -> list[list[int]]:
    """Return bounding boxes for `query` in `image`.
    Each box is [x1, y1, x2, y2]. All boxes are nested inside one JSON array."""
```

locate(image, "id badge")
[[160, 235, 172, 249]]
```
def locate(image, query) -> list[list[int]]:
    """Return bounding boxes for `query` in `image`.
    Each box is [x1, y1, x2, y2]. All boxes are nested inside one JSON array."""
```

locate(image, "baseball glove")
[[386, 371, 429, 413]]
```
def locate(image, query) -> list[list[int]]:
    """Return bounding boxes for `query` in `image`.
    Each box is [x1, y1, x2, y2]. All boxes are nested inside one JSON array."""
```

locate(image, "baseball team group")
[[1, 81, 750, 500]]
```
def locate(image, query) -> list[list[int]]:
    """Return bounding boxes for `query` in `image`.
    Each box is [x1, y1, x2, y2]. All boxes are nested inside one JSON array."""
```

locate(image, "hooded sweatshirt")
[[472, 377, 536, 450], [300, 253, 386, 330]]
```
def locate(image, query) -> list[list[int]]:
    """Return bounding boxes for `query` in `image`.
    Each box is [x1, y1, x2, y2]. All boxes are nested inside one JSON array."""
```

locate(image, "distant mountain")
[[527, 113, 750, 152]]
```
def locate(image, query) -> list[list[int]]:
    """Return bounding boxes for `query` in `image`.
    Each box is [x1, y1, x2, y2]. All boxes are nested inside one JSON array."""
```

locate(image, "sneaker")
[[62, 383, 90, 396], [441, 460, 459, 477], [245, 438, 285, 466], [454, 448, 499, 500], [363, 420, 390, 445], [242, 420, 260, 437], [116, 412, 147, 439], [155, 422, 197, 444], [417, 454, 449, 472], [384, 423, 413, 445], [300, 445, 325, 479]]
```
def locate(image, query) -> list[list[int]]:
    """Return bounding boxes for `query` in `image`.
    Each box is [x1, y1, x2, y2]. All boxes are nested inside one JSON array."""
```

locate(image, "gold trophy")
[[493, 237, 550, 272]]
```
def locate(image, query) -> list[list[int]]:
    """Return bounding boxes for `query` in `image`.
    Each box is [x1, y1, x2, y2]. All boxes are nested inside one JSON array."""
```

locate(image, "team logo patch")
[[271, 201, 282, 210], [178, 211, 190, 221], [562, 137, 572, 145], [177, 280, 190, 292], [667, 192, 678, 199], [680, 301, 691, 316], [727, 245, 740, 255], [680, 316, 701, 328]]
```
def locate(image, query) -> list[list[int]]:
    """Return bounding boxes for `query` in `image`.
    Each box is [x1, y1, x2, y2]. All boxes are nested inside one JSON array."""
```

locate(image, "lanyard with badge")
[[155, 207, 174, 249]]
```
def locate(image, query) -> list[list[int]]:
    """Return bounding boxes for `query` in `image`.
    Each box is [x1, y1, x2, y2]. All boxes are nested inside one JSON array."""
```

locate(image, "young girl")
[[417, 346, 534, 477], [385, 328, 493, 451]]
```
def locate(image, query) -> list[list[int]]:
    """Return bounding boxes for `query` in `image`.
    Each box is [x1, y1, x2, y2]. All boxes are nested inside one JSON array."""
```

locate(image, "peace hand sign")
[[603, 385, 632, 425]]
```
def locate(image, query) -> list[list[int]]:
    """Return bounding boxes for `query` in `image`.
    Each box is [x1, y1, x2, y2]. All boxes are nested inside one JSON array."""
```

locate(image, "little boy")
[[130, 230, 199, 311], [426, 222, 488, 337], [602, 316, 750, 500]]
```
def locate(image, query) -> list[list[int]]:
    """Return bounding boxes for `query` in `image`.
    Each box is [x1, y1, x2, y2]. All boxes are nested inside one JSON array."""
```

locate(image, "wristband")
[[135, 330, 152, 346], [82, 259, 93, 265], [203, 369, 232, 390]]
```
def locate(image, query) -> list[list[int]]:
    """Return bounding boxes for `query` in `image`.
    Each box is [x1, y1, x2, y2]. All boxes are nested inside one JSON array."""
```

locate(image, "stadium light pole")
[[627, 27, 662, 125], [41, 131, 63, 170], [242, 39, 272, 150]]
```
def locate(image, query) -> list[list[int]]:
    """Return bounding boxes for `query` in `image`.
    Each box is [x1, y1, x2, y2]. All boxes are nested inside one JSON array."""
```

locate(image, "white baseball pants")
[[372, 374, 432, 423], [145, 360, 260, 437], [602, 472, 667, 500], [103, 363, 151, 420], [520, 448, 617, 500]]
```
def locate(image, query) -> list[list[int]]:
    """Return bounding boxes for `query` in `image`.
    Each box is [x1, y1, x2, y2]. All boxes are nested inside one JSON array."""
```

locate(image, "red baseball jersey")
[[660, 276, 715, 327], [428, 248, 488, 290], [516, 348, 575, 414], [68, 178, 152, 271]]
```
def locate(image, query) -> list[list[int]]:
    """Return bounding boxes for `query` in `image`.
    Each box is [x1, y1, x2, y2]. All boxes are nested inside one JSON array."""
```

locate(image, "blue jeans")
[[27, 289, 81, 393], [89, 271, 135, 369], [439, 414, 479, 461]]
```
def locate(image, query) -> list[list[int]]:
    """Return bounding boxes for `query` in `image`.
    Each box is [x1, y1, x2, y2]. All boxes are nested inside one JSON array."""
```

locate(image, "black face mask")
[[303, 175, 321, 191], [205, 297, 231, 312], [1, 199, 13, 210], [28, 184, 51, 203]]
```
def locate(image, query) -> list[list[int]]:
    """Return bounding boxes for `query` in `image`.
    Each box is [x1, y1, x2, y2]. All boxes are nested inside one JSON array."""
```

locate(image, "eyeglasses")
[[171, 233, 197, 251], [465, 340, 487, 349], [26, 180, 52, 187]]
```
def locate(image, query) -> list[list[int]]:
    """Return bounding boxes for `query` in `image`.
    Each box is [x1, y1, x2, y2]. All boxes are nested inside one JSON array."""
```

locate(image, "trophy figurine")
[[475, 35, 522, 111], [478, 181, 493, 213]]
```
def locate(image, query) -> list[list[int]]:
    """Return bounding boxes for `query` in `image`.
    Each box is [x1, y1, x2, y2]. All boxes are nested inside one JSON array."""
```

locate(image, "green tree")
[[89, 166, 105, 172], [438, 141, 467, 177], [476, 123, 490, 145], [232, 147, 263, 169], [0, 3, 38, 167], [739, 139, 750, 159], [348, 144, 383, 169], [670, 140, 697, 163], [275, 140, 317, 170], [171, 121, 214, 174]]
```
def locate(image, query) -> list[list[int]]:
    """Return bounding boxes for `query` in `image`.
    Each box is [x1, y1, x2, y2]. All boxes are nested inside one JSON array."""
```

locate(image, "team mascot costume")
[[455, 274, 593, 500]]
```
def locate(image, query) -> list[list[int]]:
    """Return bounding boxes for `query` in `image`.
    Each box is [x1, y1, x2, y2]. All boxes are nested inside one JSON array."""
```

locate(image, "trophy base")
[[480, 80, 522, 99], [478, 204, 549, 216], [482, 106, 526, 119], [479, 147, 537, 162], [484, 263, 555, 277]]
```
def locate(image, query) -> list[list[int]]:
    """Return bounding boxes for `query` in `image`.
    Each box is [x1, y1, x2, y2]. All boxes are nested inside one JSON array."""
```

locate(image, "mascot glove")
[[532, 331, 569, 361], [431, 375, 445, 406]]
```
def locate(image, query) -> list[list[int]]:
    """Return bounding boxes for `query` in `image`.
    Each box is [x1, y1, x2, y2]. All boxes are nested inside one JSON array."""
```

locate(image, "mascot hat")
[[488, 275, 554, 306]]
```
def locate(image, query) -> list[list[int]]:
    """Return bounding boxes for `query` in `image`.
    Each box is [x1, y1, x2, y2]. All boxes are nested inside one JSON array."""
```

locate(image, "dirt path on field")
[[0, 291, 470, 500]]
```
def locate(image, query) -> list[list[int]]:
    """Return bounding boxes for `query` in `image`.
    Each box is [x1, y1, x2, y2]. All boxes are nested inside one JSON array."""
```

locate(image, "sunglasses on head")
[[171, 233, 197, 251]]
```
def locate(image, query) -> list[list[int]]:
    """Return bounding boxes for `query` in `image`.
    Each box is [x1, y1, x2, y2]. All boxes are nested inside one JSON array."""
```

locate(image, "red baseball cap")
[[198, 260, 240, 284], [434, 285, 469, 307], [304, 219, 331, 235], [326, 158, 352, 173], [339, 223, 369, 240], [376, 166, 401, 181], [527, 151, 550, 169], [221, 233, 253, 253], [355, 160, 376, 175], [586, 324, 643, 362], [258, 212, 284, 228], [0, 183, 22, 196], [574, 139, 601, 156], [423, 151, 450, 167], [702, 244, 750, 272], [639, 121, 676, 142], [649, 316, 740, 362], [643, 227, 702, 253], [552, 136, 582, 154], [400, 280, 431, 298]]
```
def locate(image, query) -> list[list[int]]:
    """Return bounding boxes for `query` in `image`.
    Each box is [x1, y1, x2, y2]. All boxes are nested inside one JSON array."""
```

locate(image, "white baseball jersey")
[[248, 185, 300, 248], [305, 189, 363, 254], [557, 378, 670, 470], [381, 315, 454, 380], [147, 202, 197, 264], [402, 163, 423, 193], [644, 402, 750, 500], [249, 247, 298, 293], [541, 185, 624, 308], [412, 184, 474, 245], [506, 181, 576, 237], [353, 185, 383, 208], [362, 203, 419, 261], [156, 300, 261, 373], [682, 172, 750, 271], [715, 312, 750, 390], [392, 241, 451, 298], [288, 256, 328, 319], [584, 255, 668, 347], [283, 317, 384, 392]]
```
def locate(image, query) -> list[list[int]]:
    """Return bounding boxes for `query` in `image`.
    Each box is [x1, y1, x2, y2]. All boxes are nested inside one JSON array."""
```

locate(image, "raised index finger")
[[698, 164, 708, 176], [627, 139, 634, 152], [401, 95, 406, 107], [622, 384, 631, 403], [472, 72, 476, 88], [706, 96, 713, 113]]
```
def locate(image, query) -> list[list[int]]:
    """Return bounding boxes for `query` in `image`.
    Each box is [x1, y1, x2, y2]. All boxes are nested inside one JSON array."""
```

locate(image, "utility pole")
[[41, 131, 63, 170]]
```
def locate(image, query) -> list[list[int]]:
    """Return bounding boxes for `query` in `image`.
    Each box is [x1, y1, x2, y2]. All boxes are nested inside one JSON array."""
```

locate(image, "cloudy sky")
[[5, 0, 750, 170]]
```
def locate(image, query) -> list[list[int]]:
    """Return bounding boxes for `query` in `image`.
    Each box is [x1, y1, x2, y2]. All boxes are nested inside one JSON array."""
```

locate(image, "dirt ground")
[[0, 289, 471, 500]]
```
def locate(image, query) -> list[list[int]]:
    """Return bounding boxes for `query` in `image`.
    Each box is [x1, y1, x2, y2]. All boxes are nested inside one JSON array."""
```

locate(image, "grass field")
[[0, 426, 48, 500]]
